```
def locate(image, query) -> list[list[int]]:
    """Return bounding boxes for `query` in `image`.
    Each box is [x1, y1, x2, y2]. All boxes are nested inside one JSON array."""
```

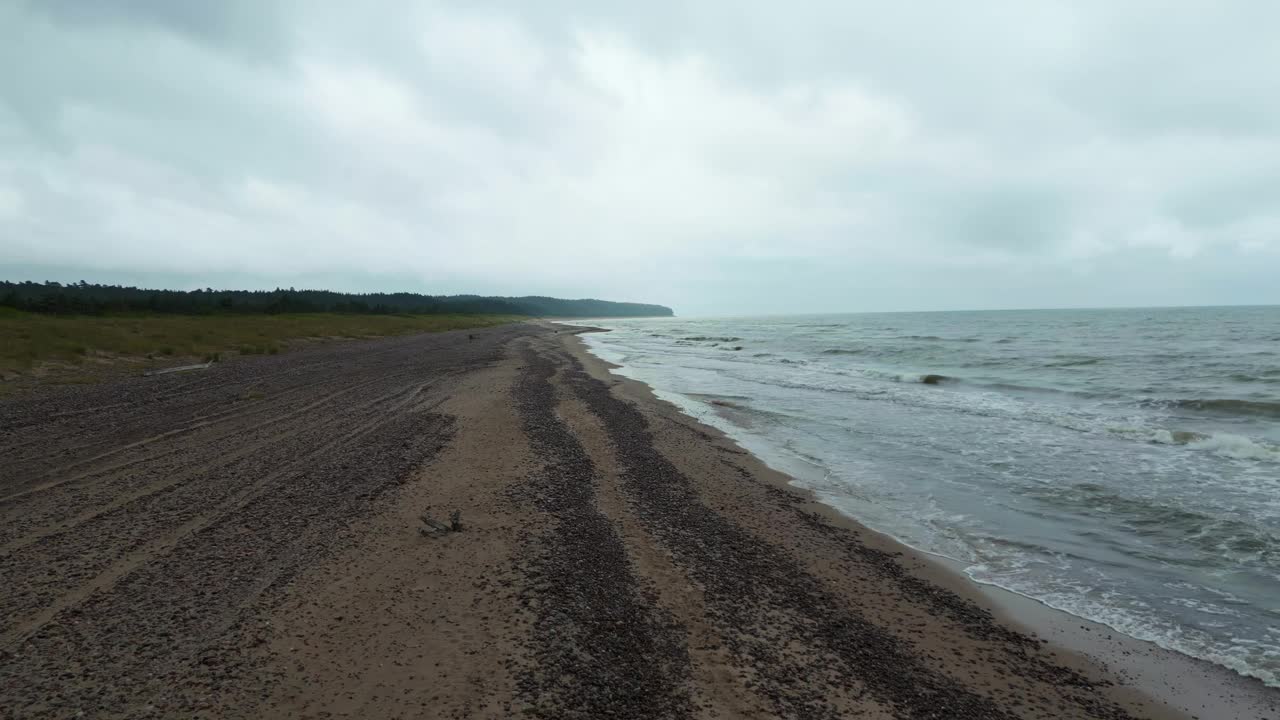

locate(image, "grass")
[[0, 309, 519, 379]]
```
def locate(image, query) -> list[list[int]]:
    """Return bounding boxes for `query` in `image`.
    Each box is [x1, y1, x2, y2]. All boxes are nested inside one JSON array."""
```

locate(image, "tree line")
[[0, 281, 674, 318]]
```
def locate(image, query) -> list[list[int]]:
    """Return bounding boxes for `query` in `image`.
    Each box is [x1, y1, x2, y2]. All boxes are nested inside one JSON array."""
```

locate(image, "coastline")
[[4, 320, 1273, 717], [560, 324, 1278, 720]]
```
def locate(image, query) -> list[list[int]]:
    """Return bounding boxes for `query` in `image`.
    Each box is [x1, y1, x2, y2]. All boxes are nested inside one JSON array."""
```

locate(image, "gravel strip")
[[511, 345, 693, 719]]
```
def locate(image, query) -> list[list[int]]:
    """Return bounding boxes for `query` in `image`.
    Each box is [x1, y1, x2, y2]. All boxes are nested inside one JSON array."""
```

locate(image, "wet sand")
[[0, 321, 1268, 718]]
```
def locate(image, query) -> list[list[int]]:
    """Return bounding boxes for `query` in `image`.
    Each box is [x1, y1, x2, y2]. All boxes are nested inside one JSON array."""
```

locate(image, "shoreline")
[[4, 320, 1274, 718], [970, 572, 1279, 720], [561, 324, 1278, 719]]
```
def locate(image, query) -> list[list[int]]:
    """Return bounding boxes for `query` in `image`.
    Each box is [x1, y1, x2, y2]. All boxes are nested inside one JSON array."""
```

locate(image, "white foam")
[[1107, 426, 1280, 463], [965, 566, 1280, 688], [1188, 432, 1280, 462]]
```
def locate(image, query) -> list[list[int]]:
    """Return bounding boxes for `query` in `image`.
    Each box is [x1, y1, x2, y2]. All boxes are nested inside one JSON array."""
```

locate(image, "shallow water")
[[570, 306, 1280, 687]]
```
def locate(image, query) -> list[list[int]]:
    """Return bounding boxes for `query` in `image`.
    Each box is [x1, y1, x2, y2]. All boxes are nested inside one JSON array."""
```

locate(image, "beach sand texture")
[[0, 322, 1268, 718]]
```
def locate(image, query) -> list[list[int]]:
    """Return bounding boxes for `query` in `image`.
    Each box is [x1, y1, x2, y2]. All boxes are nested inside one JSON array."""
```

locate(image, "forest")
[[0, 281, 674, 318]]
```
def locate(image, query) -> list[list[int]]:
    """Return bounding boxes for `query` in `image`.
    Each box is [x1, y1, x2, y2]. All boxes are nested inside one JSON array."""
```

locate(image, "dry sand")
[[0, 321, 1271, 718]]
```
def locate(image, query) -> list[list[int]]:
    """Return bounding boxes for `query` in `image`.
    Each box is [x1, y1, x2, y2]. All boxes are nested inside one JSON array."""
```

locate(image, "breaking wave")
[[1108, 427, 1280, 462], [682, 335, 742, 343], [1166, 398, 1280, 419]]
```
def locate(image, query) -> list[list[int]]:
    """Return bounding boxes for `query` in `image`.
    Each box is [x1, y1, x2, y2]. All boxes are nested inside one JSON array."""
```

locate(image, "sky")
[[1, 1, 1278, 316]]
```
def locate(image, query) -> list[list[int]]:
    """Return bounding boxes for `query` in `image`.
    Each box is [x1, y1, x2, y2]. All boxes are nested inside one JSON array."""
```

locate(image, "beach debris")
[[142, 361, 213, 377], [419, 508, 463, 536]]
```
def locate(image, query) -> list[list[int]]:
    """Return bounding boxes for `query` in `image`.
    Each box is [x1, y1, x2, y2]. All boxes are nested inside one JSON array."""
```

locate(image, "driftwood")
[[419, 509, 463, 537], [143, 361, 213, 377]]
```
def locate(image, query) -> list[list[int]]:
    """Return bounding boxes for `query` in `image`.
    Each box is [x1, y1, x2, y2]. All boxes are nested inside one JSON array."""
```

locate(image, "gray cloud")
[[1, 0, 1277, 315], [28, 0, 289, 58]]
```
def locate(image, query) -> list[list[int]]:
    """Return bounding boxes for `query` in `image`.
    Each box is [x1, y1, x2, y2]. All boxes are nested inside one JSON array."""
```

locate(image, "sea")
[[567, 306, 1280, 688]]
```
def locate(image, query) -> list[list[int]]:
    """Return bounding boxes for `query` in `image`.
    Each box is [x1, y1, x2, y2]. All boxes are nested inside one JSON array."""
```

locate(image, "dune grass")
[[0, 308, 519, 378]]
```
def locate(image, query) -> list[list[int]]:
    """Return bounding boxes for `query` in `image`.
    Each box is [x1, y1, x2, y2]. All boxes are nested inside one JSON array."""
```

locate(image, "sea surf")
[[568, 306, 1280, 688]]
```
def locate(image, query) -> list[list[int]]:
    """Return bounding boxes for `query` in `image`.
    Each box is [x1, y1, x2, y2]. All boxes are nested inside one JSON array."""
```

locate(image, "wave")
[[895, 335, 980, 342], [964, 566, 1280, 688], [1045, 356, 1104, 368], [1158, 398, 1280, 419], [835, 365, 1088, 396], [1228, 373, 1280, 384], [709, 398, 742, 409], [858, 369, 953, 385], [1106, 428, 1208, 445], [821, 348, 869, 356], [723, 364, 1279, 463], [682, 335, 741, 342], [1108, 427, 1280, 462], [1186, 433, 1280, 462], [955, 379, 1100, 398], [1027, 482, 1278, 561]]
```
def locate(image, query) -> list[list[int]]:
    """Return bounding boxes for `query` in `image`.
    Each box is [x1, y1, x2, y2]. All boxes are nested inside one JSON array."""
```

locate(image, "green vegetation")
[[0, 308, 517, 377], [0, 279, 671, 389], [1, 281, 674, 318]]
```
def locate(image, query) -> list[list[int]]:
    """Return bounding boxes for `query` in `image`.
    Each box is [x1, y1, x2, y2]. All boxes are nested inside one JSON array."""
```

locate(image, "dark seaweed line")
[[511, 345, 692, 719], [744, 467, 1134, 715], [733, 464, 1042, 649]]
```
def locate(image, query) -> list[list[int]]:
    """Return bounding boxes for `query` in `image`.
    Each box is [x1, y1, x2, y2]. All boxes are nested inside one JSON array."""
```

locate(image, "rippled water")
[[570, 306, 1280, 687]]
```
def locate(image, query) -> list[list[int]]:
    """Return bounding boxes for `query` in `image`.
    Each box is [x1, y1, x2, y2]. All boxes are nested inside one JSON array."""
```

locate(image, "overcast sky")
[[2, 1, 1278, 315]]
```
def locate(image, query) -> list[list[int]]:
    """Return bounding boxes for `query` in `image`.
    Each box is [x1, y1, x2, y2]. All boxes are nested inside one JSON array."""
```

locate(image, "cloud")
[[0, 185, 22, 220], [26, 0, 289, 59], [1, 0, 1277, 314]]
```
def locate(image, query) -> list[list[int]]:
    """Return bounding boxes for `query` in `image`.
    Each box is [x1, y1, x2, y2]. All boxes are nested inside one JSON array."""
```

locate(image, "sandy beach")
[[0, 322, 1272, 719]]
